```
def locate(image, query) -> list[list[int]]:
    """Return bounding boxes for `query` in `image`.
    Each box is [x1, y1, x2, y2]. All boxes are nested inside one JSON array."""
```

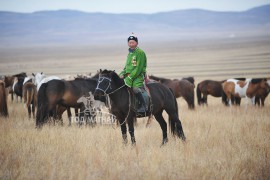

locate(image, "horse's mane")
[[149, 75, 170, 83], [91, 71, 100, 79], [234, 78, 246, 81], [182, 77, 194, 85], [13, 72, 27, 77], [251, 78, 266, 84]]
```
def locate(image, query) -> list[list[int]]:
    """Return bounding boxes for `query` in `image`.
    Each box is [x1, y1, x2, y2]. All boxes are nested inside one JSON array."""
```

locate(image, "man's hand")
[[120, 75, 124, 78]]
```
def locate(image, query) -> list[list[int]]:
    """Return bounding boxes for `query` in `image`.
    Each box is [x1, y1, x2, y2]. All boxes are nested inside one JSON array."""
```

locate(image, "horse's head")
[[32, 72, 45, 86], [94, 69, 123, 99]]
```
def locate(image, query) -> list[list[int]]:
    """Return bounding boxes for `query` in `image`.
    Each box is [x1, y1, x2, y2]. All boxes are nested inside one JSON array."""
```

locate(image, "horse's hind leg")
[[27, 105, 31, 119], [127, 117, 136, 145], [154, 110, 168, 145], [32, 104, 36, 118], [203, 94, 208, 105]]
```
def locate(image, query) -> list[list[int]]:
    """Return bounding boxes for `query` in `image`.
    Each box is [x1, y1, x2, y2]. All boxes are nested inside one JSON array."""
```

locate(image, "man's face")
[[128, 40, 138, 49]]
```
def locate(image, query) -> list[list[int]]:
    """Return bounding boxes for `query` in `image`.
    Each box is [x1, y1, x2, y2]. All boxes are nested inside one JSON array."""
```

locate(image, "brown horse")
[[4, 75, 15, 101], [255, 87, 269, 107], [222, 78, 270, 106], [23, 82, 37, 118], [149, 75, 195, 109], [0, 80, 8, 117], [36, 77, 106, 127], [196, 80, 229, 105]]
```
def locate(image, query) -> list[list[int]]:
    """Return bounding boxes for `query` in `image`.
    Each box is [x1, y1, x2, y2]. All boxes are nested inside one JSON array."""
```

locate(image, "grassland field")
[[0, 35, 270, 179]]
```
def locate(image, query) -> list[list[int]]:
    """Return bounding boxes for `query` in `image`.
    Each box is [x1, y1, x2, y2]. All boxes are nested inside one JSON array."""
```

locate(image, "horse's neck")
[[109, 87, 128, 105], [246, 81, 262, 97]]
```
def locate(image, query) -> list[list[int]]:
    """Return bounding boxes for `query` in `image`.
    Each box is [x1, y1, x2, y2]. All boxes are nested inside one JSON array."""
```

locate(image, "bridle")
[[95, 75, 130, 126], [95, 76, 112, 94], [95, 76, 126, 95]]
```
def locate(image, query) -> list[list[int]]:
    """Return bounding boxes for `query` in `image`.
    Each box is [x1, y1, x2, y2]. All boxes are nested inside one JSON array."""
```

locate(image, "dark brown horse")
[[36, 77, 106, 127], [23, 82, 37, 118], [255, 87, 269, 107], [196, 80, 229, 105], [94, 70, 186, 146], [13, 72, 27, 102], [0, 80, 8, 117], [4, 75, 15, 101], [149, 75, 195, 109]]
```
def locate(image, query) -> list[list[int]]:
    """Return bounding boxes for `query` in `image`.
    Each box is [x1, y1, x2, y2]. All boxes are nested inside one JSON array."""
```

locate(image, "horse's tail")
[[168, 88, 186, 141], [221, 89, 229, 106], [23, 84, 27, 104], [188, 84, 195, 109], [36, 82, 49, 128], [196, 83, 202, 105], [0, 82, 8, 117], [23, 83, 34, 108]]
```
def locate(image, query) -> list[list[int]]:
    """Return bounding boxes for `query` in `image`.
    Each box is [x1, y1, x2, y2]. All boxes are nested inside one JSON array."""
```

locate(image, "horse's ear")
[[41, 72, 43, 74], [32, 73, 35, 76], [99, 69, 102, 73]]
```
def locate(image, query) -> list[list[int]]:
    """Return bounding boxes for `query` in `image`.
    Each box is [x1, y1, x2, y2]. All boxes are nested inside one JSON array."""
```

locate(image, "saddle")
[[134, 88, 150, 114], [131, 75, 155, 117]]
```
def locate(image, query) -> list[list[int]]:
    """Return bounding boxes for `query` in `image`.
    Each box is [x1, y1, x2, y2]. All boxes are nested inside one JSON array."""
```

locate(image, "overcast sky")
[[0, 0, 270, 13]]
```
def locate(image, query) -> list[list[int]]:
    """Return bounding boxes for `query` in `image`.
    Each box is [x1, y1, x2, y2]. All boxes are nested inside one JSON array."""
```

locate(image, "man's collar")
[[128, 47, 138, 53]]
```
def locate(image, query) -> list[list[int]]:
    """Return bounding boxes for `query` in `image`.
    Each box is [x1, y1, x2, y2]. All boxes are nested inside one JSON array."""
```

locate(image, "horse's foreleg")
[[145, 115, 153, 128], [67, 107, 72, 126], [120, 120, 128, 144], [251, 96, 256, 105], [261, 97, 265, 107]]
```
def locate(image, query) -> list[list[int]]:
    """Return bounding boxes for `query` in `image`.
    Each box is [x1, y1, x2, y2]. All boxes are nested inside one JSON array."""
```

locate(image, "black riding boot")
[[135, 92, 147, 113]]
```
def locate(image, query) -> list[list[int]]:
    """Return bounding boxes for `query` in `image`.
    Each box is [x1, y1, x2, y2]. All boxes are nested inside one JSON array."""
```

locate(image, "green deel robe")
[[119, 47, 147, 88]]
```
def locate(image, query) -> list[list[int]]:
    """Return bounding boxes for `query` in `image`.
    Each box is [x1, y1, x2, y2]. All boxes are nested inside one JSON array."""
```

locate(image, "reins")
[[96, 76, 130, 127]]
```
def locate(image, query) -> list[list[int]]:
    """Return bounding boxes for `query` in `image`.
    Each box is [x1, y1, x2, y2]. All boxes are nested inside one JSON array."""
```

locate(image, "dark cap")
[[127, 33, 138, 43]]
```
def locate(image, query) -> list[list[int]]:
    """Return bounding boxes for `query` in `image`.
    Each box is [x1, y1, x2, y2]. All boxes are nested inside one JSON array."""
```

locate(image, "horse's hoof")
[[131, 137, 136, 145], [122, 134, 128, 144], [160, 138, 168, 147], [123, 139, 128, 145], [181, 136, 187, 143]]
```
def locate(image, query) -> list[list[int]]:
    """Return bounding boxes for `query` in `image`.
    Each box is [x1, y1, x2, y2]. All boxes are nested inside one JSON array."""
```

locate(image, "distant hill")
[[0, 4, 270, 46]]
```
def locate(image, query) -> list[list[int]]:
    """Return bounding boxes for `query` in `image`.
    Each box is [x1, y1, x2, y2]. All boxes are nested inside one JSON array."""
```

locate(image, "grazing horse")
[[196, 80, 229, 105], [94, 70, 186, 146], [255, 87, 269, 107], [0, 80, 8, 117], [222, 78, 270, 106], [149, 75, 195, 109], [36, 78, 106, 127], [23, 82, 37, 118], [4, 75, 15, 101], [180, 77, 195, 85], [12, 73, 27, 102]]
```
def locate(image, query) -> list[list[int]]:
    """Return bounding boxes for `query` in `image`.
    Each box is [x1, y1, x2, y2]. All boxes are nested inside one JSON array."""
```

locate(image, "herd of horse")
[[0, 71, 269, 145]]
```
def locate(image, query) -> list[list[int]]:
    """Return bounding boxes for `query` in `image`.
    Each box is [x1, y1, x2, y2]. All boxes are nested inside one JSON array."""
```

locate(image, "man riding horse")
[[119, 33, 147, 113]]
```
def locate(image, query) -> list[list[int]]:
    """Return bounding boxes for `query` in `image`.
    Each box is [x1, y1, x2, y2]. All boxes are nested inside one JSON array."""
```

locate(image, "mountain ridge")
[[0, 4, 269, 46]]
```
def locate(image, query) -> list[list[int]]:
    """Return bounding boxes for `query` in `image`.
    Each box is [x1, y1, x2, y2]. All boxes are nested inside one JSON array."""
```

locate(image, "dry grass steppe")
[[0, 35, 270, 179]]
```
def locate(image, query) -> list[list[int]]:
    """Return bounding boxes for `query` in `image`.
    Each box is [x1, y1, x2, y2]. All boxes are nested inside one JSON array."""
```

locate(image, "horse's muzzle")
[[93, 90, 103, 100]]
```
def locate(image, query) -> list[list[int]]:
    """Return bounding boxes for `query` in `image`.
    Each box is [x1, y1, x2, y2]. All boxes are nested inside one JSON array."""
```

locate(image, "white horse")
[[32, 72, 61, 91]]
